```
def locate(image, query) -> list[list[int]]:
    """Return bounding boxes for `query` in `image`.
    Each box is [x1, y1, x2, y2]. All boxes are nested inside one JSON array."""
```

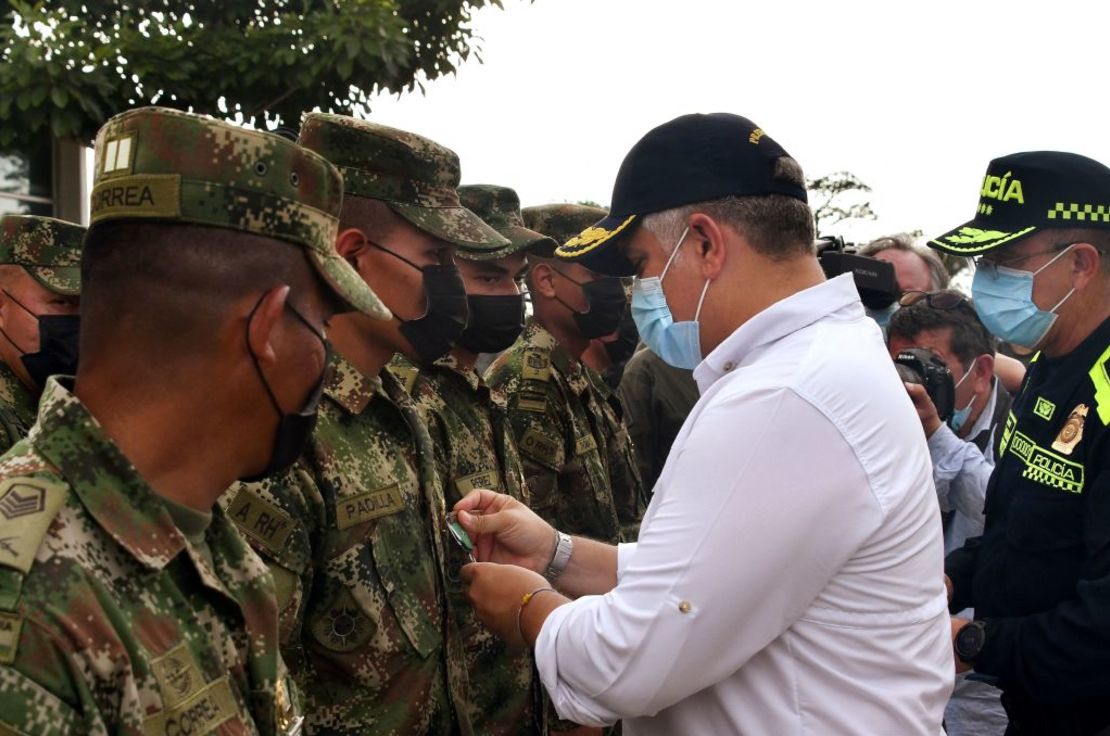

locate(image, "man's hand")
[[904, 382, 943, 438], [454, 489, 556, 574], [461, 562, 560, 648], [951, 617, 972, 674]]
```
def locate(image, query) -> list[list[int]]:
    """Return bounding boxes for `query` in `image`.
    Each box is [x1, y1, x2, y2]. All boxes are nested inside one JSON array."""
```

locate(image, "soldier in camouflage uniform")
[[488, 204, 647, 546], [0, 215, 83, 452], [224, 114, 509, 735], [387, 183, 551, 735], [0, 107, 384, 734]]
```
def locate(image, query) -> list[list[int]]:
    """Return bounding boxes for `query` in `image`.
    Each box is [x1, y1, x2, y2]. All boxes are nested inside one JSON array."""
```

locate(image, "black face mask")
[[602, 308, 639, 366], [370, 242, 469, 363], [456, 293, 525, 354], [553, 270, 628, 339], [240, 297, 331, 483], [0, 289, 80, 389]]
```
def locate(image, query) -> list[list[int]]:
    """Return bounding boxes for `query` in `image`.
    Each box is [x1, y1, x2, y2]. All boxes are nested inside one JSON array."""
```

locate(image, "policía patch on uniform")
[[0, 477, 67, 575], [1052, 404, 1088, 455]]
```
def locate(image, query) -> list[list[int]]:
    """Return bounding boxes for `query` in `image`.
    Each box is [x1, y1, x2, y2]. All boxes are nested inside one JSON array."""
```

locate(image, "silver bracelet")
[[544, 529, 573, 582]]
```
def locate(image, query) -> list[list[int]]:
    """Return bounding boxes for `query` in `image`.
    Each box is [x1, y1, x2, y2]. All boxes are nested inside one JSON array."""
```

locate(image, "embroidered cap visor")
[[555, 213, 640, 276], [929, 150, 1110, 256]]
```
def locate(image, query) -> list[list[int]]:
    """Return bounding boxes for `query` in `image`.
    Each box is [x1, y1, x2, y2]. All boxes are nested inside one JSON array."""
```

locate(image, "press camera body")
[[893, 347, 956, 422]]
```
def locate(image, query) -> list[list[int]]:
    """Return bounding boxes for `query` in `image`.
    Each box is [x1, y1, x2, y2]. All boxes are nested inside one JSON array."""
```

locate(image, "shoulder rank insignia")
[[0, 477, 67, 575], [522, 350, 551, 382], [1052, 404, 1087, 455]]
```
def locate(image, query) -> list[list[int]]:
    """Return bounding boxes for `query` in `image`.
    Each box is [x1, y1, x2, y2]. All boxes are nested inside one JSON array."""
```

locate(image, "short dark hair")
[[1043, 227, 1110, 274], [81, 222, 321, 359], [887, 290, 996, 369]]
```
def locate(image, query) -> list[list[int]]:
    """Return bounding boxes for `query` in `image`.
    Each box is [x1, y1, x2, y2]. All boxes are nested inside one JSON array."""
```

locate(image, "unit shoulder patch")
[[522, 349, 552, 382], [0, 477, 67, 575]]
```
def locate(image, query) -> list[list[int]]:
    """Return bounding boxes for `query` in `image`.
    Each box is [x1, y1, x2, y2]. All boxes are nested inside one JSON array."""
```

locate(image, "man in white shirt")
[[455, 113, 953, 735]]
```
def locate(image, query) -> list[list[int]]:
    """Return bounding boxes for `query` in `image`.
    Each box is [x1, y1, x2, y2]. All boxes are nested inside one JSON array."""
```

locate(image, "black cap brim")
[[928, 218, 1039, 256], [553, 214, 639, 276]]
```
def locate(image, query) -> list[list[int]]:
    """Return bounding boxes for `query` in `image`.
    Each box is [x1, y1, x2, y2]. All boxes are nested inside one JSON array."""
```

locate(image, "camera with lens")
[[816, 235, 900, 310], [893, 347, 956, 421]]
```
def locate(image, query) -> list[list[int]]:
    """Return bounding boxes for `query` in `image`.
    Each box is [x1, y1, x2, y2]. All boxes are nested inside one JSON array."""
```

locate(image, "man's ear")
[[1071, 242, 1103, 291], [687, 212, 728, 280], [973, 352, 995, 393], [530, 262, 558, 298], [246, 285, 290, 367], [335, 228, 371, 268]]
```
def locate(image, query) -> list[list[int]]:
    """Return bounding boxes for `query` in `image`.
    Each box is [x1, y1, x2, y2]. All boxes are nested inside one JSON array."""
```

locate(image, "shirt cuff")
[[927, 423, 963, 459], [616, 542, 637, 584]]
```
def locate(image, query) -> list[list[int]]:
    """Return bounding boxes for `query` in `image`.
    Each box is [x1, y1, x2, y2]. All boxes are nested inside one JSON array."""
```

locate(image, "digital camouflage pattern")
[[457, 185, 554, 261], [298, 113, 508, 253], [0, 379, 300, 735], [224, 352, 471, 735], [485, 317, 647, 545], [521, 203, 609, 258], [0, 362, 35, 455], [88, 106, 387, 319], [390, 352, 543, 736], [0, 215, 84, 295]]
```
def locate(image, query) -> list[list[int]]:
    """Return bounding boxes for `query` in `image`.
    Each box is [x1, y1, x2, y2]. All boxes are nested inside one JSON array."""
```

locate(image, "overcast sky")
[[364, 0, 1110, 245]]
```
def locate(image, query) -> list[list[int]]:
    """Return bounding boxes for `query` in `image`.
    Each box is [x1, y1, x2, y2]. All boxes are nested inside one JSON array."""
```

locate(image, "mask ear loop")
[[660, 227, 690, 283], [1032, 244, 1079, 314], [693, 277, 712, 322]]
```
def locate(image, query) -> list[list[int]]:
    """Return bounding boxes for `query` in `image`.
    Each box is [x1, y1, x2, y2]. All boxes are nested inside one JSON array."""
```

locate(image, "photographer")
[[888, 291, 1010, 554], [888, 291, 1011, 736]]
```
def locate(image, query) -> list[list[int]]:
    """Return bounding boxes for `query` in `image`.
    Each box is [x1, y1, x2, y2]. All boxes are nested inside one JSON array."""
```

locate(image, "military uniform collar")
[[525, 317, 578, 378], [433, 352, 482, 392], [31, 378, 187, 570], [325, 350, 382, 415], [0, 361, 37, 428]]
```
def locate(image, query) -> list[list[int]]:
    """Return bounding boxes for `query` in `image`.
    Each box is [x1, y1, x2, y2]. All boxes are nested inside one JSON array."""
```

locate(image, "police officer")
[[930, 151, 1110, 735], [488, 204, 646, 546], [225, 114, 507, 735], [389, 183, 546, 735], [0, 215, 83, 451], [0, 106, 380, 733]]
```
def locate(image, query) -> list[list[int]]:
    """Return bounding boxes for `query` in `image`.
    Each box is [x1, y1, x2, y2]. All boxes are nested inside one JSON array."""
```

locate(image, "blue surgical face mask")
[[947, 362, 976, 434], [971, 245, 1076, 349], [630, 227, 711, 370]]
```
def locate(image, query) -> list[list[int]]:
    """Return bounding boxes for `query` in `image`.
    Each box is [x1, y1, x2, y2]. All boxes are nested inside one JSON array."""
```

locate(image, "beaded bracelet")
[[516, 586, 556, 644]]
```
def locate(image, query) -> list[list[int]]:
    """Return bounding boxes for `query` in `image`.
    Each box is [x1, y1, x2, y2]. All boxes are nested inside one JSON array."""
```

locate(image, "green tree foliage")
[[0, 0, 502, 148], [807, 170, 877, 234]]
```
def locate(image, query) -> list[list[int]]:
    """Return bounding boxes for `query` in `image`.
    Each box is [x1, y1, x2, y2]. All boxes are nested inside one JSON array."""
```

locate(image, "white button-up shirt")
[[535, 274, 953, 735]]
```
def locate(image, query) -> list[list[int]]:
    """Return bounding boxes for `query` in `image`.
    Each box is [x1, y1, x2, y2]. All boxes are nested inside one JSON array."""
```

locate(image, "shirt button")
[[723, 362, 735, 372], [678, 600, 692, 614]]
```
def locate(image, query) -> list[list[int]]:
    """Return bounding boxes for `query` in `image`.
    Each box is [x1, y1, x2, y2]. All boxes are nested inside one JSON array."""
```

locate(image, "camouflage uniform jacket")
[[0, 379, 299, 736], [0, 362, 35, 455], [225, 352, 469, 736], [395, 353, 542, 736], [485, 318, 646, 544]]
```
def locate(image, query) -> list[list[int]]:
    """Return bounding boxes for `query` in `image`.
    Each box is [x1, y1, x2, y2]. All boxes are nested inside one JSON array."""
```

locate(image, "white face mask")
[[948, 361, 976, 433]]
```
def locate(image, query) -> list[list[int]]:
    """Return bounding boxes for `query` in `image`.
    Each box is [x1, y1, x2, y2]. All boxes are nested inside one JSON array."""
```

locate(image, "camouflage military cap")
[[522, 204, 609, 258], [88, 106, 388, 319], [0, 215, 84, 295], [456, 185, 553, 261], [298, 113, 509, 252]]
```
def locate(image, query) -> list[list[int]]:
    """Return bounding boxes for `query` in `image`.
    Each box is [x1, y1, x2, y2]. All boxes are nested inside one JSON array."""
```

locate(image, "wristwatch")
[[954, 620, 987, 663], [544, 530, 573, 582]]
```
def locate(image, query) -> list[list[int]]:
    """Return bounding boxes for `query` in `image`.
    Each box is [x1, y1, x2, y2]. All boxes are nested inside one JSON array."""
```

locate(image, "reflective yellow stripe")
[[1090, 343, 1110, 425]]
